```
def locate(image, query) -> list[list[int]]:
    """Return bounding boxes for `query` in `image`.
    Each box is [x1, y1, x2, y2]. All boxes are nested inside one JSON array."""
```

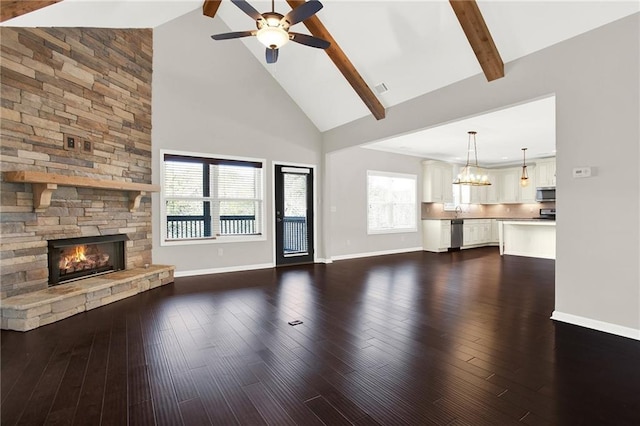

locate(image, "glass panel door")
[[275, 165, 314, 266]]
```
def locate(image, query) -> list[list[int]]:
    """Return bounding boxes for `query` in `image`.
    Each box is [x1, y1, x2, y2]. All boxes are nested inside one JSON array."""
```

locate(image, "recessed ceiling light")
[[501, 156, 509, 160]]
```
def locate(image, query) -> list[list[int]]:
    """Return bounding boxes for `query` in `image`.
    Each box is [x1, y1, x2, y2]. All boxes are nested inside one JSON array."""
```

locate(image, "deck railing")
[[166, 215, 256, 239], [283, 216, 307, 253], [167, 215, 307, 252]]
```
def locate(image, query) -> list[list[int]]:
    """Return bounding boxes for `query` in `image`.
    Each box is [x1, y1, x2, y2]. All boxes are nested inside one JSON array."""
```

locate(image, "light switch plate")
[[573, 167, 592, 178]]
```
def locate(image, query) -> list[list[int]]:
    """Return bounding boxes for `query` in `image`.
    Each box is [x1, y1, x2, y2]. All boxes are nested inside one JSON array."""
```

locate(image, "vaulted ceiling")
[[2, 0, 638, 162]]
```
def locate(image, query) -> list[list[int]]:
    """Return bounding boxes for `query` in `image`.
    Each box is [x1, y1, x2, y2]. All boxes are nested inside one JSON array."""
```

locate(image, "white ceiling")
[[3, 1, 638, 164], [363, 95, 556, 166]]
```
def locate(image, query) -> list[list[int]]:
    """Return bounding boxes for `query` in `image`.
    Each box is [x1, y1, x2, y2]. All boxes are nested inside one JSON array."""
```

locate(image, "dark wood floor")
[[2, 247, 639, 425]]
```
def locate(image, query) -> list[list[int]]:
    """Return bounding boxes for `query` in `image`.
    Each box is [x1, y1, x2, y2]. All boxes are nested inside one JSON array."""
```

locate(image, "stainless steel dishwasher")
[[450, 219, 463, 249]]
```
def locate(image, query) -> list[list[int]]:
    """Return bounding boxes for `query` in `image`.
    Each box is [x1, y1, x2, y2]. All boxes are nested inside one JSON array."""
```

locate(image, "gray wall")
[[152, 10, 322, 274], [327, 147, 423, 258], [324, 14, 640, 337], [152, 9, 639, 338]]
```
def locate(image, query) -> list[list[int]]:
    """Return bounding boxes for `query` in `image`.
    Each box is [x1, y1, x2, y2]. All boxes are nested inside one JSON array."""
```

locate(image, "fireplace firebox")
[[47, 234, 127, 286]]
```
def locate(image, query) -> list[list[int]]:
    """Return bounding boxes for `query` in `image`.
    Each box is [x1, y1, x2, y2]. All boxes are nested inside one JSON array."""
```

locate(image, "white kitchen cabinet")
[[422, 220, 451, 252], [535, 158, 556, 187], [470, 185, 487, 204], [485, 171, 500, 204], [499, 167, 537, 203], [422, 161, 454, 203], [500, 168, 520, 203], [463, 219, 491, 247]]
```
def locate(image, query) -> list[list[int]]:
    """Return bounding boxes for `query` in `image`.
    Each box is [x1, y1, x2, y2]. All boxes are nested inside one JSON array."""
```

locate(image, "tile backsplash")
[[422, 202, 556, 219]]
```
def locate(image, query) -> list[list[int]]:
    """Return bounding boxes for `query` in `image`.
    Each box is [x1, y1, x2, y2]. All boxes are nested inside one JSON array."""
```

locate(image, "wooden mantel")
[[3, 171, 161, 212]]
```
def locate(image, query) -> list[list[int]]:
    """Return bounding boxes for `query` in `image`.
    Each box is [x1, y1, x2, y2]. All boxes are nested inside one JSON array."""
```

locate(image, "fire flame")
[[75, 245, 87, 261], [60, 245, 87, 270]]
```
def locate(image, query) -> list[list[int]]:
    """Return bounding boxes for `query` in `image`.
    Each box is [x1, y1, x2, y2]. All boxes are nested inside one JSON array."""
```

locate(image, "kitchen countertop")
[[422, 217, 555, 221]]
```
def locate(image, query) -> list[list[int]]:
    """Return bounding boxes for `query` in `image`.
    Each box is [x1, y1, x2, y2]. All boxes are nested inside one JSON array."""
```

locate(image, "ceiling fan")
[[211, 0, 330, 64]]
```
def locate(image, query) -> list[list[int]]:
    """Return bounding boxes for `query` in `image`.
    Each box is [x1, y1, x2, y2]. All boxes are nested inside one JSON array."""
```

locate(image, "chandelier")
[[453, 131, 491, 186], [520, 148, 529, 187]]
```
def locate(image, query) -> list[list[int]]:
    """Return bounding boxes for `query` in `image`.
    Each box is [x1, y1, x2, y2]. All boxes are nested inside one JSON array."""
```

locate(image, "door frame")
[[272, 161, 318, 266]]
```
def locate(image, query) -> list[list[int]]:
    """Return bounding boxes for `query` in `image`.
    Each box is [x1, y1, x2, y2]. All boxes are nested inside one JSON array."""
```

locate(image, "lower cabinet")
[[424, 219, 500, 253], [462, 219, 492, 247], [422, 220, 451, 252]]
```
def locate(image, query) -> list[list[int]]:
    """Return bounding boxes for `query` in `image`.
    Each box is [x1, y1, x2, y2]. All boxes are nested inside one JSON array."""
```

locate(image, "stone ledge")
[[0, 265, 175, 331]]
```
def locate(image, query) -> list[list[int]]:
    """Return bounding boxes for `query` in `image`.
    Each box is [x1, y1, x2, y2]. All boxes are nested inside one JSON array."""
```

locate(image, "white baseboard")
[[551, 311, 640, 341], [175, 262, 274, 278], [331, 246, 423, 262]]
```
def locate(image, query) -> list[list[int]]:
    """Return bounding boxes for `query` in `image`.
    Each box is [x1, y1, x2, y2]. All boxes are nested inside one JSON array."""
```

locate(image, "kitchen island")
[[498, 220, 556, 259]]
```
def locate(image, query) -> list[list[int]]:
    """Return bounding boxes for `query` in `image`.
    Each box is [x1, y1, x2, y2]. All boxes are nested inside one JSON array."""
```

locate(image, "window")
[[162, 152, 264, 243], [367, 171, 417, 234]]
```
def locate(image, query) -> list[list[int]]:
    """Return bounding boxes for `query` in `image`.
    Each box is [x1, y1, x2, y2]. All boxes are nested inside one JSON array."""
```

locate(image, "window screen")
[[163, 153, 263, 241], [367, 171, 417, 234]]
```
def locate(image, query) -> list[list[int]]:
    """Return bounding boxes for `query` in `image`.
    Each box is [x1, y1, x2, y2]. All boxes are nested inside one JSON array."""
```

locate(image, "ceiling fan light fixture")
[[256, 25, 289, 49], [453, 131, 491, 186]]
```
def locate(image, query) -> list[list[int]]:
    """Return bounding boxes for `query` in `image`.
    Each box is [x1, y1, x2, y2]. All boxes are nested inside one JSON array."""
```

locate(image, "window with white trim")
[[162, 152, 264, 242], [367, 170, 417, 234]]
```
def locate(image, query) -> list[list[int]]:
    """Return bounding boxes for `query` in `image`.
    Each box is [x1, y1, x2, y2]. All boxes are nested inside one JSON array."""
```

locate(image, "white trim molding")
[[551, 311, 640, 341], [174, 263, 274, 278], [331, 247, 423, 262]]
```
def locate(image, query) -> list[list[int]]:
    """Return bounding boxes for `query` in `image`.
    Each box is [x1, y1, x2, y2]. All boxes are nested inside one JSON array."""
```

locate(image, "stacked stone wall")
[[1, 28, 154, 298]]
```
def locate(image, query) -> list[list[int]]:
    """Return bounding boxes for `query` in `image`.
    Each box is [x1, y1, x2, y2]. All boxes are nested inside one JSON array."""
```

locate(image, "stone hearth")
[[1, 265, 174, 331]]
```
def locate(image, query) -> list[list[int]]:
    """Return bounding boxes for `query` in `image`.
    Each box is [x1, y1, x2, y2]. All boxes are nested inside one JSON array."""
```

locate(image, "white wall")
[[326, 147, 423, 259], [152, 10, 322, 275], [324, 15, 640, 338]]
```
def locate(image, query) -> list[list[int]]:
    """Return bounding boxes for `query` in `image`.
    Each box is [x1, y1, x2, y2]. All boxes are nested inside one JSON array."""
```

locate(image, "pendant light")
[[520, 148, 529, 187], [453, 131, 491, 186]]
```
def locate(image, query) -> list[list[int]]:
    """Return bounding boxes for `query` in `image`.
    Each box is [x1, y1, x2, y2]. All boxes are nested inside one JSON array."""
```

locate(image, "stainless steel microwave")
[[536, 187, 556, 202]]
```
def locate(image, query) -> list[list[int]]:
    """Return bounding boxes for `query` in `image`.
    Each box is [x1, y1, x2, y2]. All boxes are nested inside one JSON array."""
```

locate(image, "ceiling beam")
[[285, 0, 385, 120], [0, 0, 61, 23], [449, 0, 504, 82], [202, 0, 221, 18]]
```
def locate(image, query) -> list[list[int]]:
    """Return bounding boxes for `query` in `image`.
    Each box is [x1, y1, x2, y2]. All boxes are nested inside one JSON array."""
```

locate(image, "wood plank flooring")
[[2, 248, 639, 425]]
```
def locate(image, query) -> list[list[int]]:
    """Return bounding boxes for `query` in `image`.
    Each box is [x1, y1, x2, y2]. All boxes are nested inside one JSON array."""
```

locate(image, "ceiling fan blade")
[[266, 48, 279, 64], [211, 31, 255, 40], [282, 0, 323, 26], [289, 32, 330, 49], [231, 0, 262, 21]]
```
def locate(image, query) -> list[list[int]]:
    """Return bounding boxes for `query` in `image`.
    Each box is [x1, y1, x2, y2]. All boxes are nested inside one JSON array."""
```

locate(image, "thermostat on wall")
[[572, 167, 592, 178]]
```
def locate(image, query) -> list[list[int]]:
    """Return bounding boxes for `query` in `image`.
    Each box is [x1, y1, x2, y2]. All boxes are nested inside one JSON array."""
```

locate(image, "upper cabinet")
[[422, 161, 453, 203], [500, 168, 520, 203], [495, 166, 537, 204], [421, 157, 554, 205], [535, 158, 556, 187], [485, 171, 500, 204]]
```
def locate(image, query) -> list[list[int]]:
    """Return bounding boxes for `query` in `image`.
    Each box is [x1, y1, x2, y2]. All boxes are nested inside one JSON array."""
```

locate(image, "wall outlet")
[[506, 207, 511, 212], [63, 134, 78, 151]]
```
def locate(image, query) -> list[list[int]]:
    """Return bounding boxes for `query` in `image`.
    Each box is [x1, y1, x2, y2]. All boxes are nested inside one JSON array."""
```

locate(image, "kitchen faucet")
[[454, 205, 462, 218]]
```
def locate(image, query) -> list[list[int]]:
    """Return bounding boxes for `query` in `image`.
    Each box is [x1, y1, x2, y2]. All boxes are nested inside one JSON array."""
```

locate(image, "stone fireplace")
[[0, 27, 175, 331], [48, 234, 127, 286]]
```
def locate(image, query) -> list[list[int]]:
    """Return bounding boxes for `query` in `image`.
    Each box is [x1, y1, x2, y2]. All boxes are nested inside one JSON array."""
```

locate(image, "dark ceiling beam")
[[449, 0, 504, 82], [285, 0, 385, 120], [202, 0, 221, 18], [0, 0, 61, 23]]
